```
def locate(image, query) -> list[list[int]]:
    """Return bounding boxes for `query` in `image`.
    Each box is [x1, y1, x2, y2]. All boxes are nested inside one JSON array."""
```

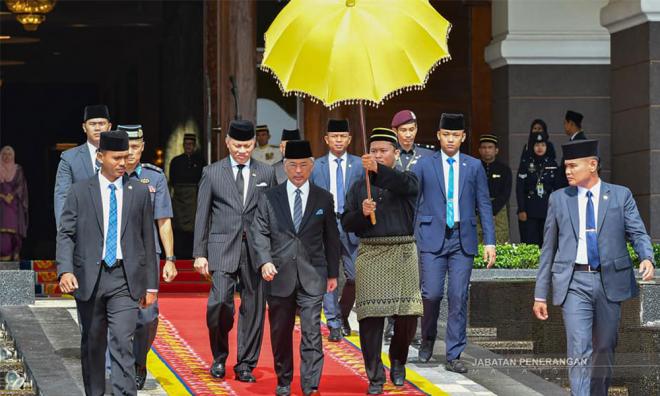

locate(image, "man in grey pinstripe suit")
[[193, 120, 276, 383]]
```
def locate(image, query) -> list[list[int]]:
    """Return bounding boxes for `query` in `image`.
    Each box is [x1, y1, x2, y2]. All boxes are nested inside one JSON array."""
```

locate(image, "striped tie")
[[293, 188, 302, 232], [335, 158, 344, 213], [104, 184, 118, 266], [446, 157, 455, 228]]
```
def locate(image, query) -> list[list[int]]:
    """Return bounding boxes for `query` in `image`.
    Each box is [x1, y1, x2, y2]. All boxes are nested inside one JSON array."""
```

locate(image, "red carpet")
[[155, 294, 427, 395]]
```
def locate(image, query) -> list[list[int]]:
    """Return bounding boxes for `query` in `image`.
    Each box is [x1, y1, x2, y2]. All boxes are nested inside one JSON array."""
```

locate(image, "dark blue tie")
[[586, 191, 600, 269], [335, 158, 345, 213], [446, 157, 455, 228], [104, 184, 118, 266], [293, 189, 302, 232]]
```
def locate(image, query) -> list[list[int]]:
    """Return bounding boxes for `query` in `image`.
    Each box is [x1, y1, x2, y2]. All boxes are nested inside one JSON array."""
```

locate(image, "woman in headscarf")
[[516, 134, 560, 246], [0, 146, 28, 261], [519, 119, 556, 161]]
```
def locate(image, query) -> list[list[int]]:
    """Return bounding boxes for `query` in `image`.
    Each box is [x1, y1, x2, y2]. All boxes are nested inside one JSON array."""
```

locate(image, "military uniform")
[[252, 144, 282, 165], [169, 151, 204, 258], [395, 144, 435, 172], [516, 155, 560, 246], [127, 162, 173, 373], [478, 159, 512, 244]]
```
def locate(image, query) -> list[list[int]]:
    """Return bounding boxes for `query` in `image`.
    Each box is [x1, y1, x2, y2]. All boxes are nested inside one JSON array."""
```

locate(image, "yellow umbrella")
[[261, 0, 451, 108], [261, 0, 451, 223]]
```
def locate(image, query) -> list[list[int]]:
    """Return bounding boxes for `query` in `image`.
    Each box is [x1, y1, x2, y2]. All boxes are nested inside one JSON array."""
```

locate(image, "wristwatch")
[[165, 256, 176, 261]]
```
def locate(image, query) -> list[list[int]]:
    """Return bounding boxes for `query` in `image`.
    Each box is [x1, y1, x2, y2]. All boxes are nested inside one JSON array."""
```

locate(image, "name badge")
[[140, 178, 150, 184]]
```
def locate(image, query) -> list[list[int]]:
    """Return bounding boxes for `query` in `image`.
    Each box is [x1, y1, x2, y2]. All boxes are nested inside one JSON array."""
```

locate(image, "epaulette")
[[142, 163, 163, 173]]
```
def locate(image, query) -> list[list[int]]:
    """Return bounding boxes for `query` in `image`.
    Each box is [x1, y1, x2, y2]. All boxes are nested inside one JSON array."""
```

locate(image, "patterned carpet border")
[[152, 315, 237, 395]]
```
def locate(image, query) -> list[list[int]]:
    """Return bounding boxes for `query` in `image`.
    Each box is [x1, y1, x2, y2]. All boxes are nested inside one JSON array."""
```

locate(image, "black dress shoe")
[[236, 370, 257, 382], [389, 360, 405, 386], [445, 359, 468, 373], [367, 383, 384, 394], [341, 318, 352, 336], [209, 361, 226, 378], [418, 340, 434, 363], [135, 364, 147, 390], [328, 327, 342, 342], [275, 384, 291, 396]]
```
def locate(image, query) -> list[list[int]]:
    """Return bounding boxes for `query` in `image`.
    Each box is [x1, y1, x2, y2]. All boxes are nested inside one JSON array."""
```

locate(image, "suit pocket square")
[[315, 209, 324, 215], [256, 182, 268, 187]]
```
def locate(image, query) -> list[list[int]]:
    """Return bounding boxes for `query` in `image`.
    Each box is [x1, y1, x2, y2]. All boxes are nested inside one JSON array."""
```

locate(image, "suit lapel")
[[223, 159, 243, 209], [79, 144, 94, 178], [121, 176, 134, 238], [298, 185, 318, 233], [597, 183, 610, 236], [458, 153, 468, 199], [88, 176, 104, 233], [567, 187, 579, 238], [274, 184, 296, 233], [431, 152, 447, 199], [321, 156, 331, 190]]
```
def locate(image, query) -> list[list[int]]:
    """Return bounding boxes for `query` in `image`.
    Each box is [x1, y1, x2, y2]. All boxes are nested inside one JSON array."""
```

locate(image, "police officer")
[[252, 124, 282, 165], [516, 133, 560, 246], [120, 124, 178, 389], [478, 134, 512, 244], [169, 133, 205, 258], [391, 110, 435, 172]]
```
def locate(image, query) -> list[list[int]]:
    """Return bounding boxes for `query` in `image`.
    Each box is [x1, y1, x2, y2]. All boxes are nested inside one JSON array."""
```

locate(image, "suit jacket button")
[[292, 256, 296, 261]]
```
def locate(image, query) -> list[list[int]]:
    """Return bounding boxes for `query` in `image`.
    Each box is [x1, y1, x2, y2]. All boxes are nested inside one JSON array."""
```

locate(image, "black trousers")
[[206, 240, 265, 372], [519, 217, 545, 246], [77, 264, 139, 396], [339, 279, 356, 321], [268, 286, 324, 392], [359, 315, 417, 385]]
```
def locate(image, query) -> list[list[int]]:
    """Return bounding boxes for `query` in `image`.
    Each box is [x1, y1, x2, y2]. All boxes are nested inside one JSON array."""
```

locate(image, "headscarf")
[[0, 146, 17, 183], [525, 119, 556, 160]]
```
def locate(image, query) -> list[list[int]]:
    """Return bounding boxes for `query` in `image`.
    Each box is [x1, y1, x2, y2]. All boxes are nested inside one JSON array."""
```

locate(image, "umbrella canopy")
[[261, 0, 451, 108]]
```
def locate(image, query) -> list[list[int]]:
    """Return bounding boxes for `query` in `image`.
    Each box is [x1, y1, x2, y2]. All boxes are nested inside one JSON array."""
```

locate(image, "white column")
[[600, 0, 660, 33]]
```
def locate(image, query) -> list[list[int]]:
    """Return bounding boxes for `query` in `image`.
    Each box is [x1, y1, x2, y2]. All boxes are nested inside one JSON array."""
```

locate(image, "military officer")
[[169, 133, 205, 258], [252, 124, 282, 165], [516, 133, 560, 246], [120, 124, 177, 389], [391, 110, 435, 172], [478, 134, 512, 244]]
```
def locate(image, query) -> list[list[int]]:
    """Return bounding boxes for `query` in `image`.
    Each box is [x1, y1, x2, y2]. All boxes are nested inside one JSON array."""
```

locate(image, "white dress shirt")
[[328, 152, 348, 213], [575, 180, 601, 265], [87, 141, 99, 172], [440, 150, 461, 223], [99, 172, 123, 260], [230, 156, 251, 205], [287, 180, 310, 223]]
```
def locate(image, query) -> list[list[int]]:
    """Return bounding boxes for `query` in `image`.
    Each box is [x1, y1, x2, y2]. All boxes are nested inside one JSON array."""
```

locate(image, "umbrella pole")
[[358, 103, 376, 225]]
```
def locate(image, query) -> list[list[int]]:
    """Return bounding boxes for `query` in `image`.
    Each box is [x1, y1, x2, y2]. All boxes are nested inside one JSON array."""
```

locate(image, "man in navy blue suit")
[[413, 113, 496, 373], [311, 119, 363, 341]]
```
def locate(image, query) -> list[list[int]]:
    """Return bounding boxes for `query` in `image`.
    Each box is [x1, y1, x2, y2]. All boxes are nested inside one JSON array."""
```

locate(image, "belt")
[[102, 259, 123, 269], [574, 264, 600, 272]]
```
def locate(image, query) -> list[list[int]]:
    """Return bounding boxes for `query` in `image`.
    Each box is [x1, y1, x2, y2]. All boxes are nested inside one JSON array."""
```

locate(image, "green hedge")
[[473, 243, 660, 269]]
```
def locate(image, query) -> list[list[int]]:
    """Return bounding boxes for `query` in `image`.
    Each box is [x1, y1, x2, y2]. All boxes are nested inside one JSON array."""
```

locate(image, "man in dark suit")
[[534, 139, 655, 396], [193, 120, 276, 383], [250, 140, 340, 396], [54, 105, 112, 227], [413, 113, 496, 373], [310, 119, 363, 340], [557, 110, 587, 187], [274, 128, 301, 184], [57, 130, 158, 396]]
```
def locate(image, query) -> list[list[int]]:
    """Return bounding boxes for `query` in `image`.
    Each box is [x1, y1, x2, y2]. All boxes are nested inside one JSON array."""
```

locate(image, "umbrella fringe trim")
[[259, 53, 451, 109]]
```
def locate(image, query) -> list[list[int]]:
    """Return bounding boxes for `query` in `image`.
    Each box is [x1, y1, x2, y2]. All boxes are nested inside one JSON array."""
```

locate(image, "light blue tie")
[[586, 191, 600, 269], [335, 158, 345, 213], [104, 184, 118, 266], [293, 189, 302, 232], [446, 157, 455, 228]]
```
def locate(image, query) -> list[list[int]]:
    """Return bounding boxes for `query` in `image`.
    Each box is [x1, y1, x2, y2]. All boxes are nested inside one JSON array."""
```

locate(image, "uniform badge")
[[148, 185, 156, 193], [492, 174, 501, 178], [266, 153, 273, 160], [140, 178, 150, 184]]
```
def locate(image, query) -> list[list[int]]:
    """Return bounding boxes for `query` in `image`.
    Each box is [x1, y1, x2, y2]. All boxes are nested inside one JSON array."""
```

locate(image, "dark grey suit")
[[535, 182, 654, 395], [250, 182, 340, 392], [54, 143, 97, 227], [193, 157, 276, 372], [57, 174, 157, 396]]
